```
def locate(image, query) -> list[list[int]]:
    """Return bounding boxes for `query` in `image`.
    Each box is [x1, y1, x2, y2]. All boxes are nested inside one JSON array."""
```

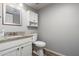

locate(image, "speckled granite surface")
[[0, 35, 33, 43]]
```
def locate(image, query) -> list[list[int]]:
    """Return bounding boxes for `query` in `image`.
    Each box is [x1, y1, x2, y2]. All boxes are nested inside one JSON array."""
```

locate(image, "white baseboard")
[[44, 48, 65, 56]]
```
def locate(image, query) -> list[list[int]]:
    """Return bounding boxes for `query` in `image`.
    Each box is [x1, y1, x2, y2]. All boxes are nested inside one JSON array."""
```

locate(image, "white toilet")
[[32, 33, 46, 56]]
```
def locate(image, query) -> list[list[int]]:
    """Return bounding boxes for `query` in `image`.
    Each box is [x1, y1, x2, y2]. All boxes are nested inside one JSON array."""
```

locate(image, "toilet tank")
[[32, 33, 38, 42]]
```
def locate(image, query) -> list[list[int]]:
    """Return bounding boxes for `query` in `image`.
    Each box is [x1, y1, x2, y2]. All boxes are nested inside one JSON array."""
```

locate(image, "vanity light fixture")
[[19, 3, 23, 7]]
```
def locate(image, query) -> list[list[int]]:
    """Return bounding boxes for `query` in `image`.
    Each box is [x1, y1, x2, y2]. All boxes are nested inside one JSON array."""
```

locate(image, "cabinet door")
[[0, 4, 2, 24], [0, 47, 20, 56], [27, 10, 38, 26], [20, 42, 32, 56]]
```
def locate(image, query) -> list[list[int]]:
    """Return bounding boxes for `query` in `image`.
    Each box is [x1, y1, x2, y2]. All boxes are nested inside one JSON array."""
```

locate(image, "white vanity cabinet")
[[27, 10, 38, 27], [0, 37, 32, 56]]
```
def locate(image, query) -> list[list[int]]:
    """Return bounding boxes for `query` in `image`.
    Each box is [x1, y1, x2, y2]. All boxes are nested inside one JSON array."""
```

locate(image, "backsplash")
[[4, 32, 25, 36], [4, 31, 37, 36]]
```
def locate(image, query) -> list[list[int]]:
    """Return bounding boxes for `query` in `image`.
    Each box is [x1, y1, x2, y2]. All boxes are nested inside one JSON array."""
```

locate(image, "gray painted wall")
[[0, 3, 37, 33], [38, 3, 79, 56]]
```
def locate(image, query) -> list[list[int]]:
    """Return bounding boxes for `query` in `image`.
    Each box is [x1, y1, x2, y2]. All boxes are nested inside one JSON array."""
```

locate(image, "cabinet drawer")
[[0, 46, 19, 56], [0, 41, 19, 52]]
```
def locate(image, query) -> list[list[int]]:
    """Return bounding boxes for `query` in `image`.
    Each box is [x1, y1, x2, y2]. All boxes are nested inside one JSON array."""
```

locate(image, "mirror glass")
[[3, 4, 22, 26]]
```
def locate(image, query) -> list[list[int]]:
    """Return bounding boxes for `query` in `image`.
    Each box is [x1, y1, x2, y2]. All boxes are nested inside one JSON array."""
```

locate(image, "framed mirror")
[[2, 4, 22, 26]]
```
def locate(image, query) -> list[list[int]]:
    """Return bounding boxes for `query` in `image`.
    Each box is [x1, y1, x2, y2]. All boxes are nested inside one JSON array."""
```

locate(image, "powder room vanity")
[[0, 35, 33, 56]]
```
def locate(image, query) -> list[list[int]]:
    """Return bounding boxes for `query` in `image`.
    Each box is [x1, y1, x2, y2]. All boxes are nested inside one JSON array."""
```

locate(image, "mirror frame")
[[2, 4, 22, 26]]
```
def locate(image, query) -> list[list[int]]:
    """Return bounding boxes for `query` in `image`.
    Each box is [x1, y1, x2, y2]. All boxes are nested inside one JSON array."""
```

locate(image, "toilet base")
[[37, 49, 44, 56]]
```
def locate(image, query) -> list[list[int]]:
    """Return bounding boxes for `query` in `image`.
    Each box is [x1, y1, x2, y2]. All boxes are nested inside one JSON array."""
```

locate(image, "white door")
[[20, 42, 32, 56], [0, 47, 20, 56]]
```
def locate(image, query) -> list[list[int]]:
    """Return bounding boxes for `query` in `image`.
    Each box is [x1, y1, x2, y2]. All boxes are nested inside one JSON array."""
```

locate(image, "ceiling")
[[25, 3, 50, 10]]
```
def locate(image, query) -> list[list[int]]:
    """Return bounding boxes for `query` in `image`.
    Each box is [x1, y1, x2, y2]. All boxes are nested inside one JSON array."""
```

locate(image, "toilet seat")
[[33, 41, 46, 47]]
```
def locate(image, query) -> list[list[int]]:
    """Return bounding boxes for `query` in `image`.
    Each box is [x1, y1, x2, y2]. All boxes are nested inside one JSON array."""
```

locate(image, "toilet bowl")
[[33, 41, 46, 47], [32, 33, 46, 56]]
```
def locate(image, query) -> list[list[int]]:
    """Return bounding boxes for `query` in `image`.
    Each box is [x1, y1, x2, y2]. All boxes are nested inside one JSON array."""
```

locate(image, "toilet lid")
[[33, 41, 46, 47]]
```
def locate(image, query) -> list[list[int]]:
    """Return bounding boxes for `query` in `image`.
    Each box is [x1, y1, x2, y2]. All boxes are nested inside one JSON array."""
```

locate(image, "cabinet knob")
[[17, 48, 19, 50], [21, 47, 24, 49]]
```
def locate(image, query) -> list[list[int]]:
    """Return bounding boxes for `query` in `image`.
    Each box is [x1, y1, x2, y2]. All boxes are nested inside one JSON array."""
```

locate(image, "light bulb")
[[19, 3, 23, 7]]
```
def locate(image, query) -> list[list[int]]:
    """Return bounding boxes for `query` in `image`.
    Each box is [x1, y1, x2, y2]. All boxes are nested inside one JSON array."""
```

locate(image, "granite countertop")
[[0, 34, 33, 43]]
